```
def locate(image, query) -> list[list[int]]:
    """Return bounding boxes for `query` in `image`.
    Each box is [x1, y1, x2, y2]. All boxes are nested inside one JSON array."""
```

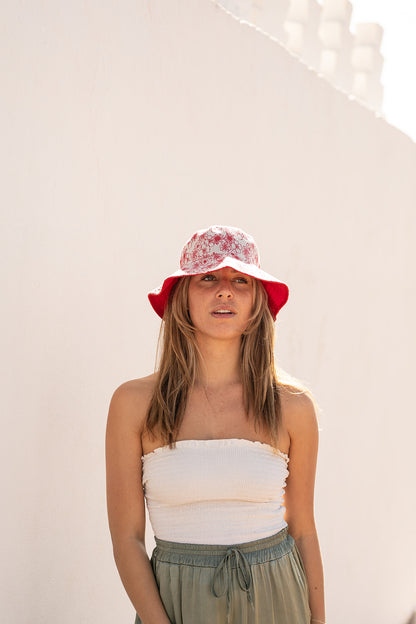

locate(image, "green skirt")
[[134, 526, 311, 623]]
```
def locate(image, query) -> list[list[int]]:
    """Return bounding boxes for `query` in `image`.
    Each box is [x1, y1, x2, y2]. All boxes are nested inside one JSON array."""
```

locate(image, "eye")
[[201, 274, 215, 281], [236, 276, 249, 283]]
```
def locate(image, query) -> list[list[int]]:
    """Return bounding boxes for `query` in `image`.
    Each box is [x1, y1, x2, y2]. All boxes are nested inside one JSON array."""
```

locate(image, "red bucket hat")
[[148, 225, 289, 320]]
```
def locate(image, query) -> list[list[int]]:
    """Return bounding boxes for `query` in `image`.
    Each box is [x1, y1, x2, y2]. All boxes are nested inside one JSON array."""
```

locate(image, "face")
[[187, 267, 255, 341]]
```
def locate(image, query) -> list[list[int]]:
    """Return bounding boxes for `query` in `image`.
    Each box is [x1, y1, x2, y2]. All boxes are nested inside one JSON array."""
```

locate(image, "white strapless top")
[[141, 438, 289, 544]]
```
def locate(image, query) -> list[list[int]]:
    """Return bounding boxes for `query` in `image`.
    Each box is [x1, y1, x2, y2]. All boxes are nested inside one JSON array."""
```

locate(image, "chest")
[[179, 385, 260, 439], [141, 385, 291, 457]]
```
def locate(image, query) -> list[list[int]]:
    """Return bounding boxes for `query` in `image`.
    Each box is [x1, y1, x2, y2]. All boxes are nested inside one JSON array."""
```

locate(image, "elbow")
[[286, 516, 317, 541], [112, 534, 145, 563]]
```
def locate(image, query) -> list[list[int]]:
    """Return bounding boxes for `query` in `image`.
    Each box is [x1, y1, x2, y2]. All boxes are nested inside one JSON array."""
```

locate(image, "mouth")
[[211, 309, 236, 317]]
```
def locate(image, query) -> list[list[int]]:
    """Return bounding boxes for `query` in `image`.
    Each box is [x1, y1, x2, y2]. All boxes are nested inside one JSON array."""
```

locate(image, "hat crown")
[[180, 225, 260, 273]]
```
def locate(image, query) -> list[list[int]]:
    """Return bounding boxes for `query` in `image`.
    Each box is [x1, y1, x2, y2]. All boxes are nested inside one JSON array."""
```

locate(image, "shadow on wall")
[[405, 612, 416, 624]]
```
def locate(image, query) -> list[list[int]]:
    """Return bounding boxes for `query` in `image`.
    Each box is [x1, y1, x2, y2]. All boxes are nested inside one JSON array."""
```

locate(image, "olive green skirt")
[[135, 526, 311, 624]]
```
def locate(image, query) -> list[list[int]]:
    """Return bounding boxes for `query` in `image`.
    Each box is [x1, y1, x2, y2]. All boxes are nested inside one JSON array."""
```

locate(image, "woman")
[[106, 225, 325, 624]]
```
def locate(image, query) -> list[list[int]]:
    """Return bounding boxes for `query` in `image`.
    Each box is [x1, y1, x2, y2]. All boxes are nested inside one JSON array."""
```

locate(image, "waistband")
[[154, 525, 291, 558]]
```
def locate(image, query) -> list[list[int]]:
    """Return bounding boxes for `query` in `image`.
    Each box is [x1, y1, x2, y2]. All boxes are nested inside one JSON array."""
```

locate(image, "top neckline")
[[141, 438, 289, 463]]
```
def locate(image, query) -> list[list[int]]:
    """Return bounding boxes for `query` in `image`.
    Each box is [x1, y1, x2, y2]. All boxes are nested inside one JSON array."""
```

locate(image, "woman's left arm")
[[283, 390, 325, 624]]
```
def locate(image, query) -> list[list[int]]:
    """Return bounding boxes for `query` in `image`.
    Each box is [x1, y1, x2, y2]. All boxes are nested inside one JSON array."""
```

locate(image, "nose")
[[216, 277, 233, 299]]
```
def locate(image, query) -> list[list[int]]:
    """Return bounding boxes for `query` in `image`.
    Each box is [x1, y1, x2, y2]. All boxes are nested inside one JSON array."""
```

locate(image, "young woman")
[[106, 225, 325, 624]]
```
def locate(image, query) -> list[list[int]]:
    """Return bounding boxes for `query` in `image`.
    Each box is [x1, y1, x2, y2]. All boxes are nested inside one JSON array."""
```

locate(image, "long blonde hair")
[[144, 276, 315, 450]]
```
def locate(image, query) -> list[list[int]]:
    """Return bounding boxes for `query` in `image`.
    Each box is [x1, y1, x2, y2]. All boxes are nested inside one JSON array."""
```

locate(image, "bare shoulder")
[[105, 375, 159, 545], [107, 372, 158, 435], [278, 383, 319, 439], [279, 384, 320, 534]]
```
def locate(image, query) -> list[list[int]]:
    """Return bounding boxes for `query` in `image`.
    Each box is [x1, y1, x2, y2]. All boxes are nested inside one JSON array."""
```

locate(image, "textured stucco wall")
[[1, 1, 415, 622]]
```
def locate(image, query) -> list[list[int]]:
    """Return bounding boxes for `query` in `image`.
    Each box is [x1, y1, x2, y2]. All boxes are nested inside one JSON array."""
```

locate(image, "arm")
[[105, 382, 171, 624], [283, 391, 325, 624]]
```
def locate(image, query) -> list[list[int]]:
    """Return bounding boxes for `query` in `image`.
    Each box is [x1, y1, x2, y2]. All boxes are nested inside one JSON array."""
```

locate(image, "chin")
[[199, 326, 246, 341]]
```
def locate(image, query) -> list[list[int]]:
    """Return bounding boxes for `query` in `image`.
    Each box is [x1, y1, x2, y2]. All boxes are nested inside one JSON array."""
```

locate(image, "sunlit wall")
[[1, 1, 415, 623]]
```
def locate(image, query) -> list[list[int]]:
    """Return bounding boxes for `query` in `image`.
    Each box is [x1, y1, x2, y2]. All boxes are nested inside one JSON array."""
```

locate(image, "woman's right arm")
[[105, 381, 171, 624]]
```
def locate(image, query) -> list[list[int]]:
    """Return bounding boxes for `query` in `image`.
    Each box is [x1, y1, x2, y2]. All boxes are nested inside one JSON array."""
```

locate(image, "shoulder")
[[112, 372, 159, 399], [278, 382, 320, 440], [107, 373, 158, 434]]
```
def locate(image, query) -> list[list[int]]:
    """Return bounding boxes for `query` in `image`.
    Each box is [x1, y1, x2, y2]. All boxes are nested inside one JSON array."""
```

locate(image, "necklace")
[[200, 381, 240, 422], [202, 384, 221, 419]]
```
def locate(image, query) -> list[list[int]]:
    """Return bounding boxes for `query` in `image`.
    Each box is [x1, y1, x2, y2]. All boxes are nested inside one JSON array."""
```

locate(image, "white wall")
[[1, 1, 415, 623]]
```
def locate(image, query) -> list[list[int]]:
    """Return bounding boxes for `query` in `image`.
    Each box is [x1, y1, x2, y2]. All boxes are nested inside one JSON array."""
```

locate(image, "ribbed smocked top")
[[141, 438, 289, 544]]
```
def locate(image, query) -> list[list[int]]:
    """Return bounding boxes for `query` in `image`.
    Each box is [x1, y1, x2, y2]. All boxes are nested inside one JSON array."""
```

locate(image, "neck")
[[194, 336, 242, 389]]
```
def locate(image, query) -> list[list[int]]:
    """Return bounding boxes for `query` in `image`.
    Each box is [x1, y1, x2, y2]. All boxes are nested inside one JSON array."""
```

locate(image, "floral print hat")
[[148, 225, 289, 320]]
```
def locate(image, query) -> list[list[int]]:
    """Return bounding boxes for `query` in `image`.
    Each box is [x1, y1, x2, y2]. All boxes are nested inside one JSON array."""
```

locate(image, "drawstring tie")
[[212, 547, 254, 622]]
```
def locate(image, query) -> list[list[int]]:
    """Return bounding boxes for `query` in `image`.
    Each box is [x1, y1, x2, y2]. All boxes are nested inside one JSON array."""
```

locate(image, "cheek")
[[187, 295, 203, 324], [245, 289, 256, 312]]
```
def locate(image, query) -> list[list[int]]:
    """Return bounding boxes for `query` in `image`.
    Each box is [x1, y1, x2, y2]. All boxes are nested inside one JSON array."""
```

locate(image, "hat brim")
[[148, 257, 289, 321]]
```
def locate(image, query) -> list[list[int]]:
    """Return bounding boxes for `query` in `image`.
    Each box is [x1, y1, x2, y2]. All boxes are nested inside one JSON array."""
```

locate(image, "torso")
[[127, 373, 293, 457]]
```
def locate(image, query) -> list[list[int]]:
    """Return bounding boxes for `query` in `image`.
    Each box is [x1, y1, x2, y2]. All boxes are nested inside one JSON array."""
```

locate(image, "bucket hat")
[[148, 225, 289, 320]]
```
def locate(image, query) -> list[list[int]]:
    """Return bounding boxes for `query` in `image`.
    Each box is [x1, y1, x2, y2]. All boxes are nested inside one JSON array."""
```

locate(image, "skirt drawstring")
[[212, 546, 254, 622]]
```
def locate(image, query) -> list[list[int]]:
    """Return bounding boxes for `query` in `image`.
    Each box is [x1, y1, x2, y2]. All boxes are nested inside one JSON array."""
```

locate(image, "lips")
[[211, 306, 236, 316]]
